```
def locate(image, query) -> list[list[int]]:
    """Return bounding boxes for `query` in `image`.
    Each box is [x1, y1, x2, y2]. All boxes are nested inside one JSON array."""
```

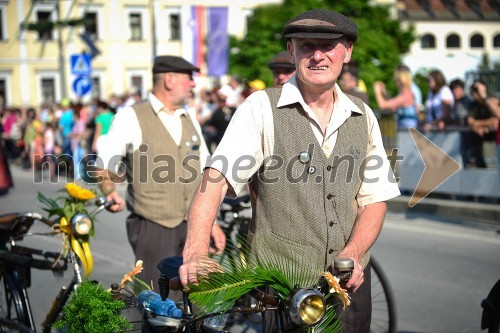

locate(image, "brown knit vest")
[[124, 101, 202, 228], [249, 88, 369, 286]]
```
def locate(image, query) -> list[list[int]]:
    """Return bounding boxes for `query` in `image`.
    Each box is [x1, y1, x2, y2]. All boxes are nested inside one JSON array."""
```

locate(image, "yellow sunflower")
[[65, 183, 95, 201]]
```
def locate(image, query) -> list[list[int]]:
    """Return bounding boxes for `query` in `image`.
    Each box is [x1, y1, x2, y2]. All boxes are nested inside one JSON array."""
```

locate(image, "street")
[[1, 166, 499, 333]]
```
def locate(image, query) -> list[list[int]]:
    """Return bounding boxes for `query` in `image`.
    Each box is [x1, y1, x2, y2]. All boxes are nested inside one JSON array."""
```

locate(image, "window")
[[36, 11, 53, 40], [0, 78, 6, 108], [446, 34, 460, 48], [41, 78, 56, 105], [421, 34, 435, 48], [129, 13, 143, 40], [0, 7, 5, 41], [92, 77, 101, 98], [170, 14, 180, 40], [470, 33, 484, 48], [84, 12, 98, 40], [131, 76, 143, 98], [494, 34, 500, 48]]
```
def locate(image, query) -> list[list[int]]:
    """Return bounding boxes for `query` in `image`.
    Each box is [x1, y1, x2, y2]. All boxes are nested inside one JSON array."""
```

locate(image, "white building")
[[395, 0, 500, 82]]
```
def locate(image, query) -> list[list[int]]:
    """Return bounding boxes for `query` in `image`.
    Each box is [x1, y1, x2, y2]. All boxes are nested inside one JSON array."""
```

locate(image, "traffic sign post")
[[70, 53, 92, 98], [72, 76, 92, 97], [70, 54, 92, 76]]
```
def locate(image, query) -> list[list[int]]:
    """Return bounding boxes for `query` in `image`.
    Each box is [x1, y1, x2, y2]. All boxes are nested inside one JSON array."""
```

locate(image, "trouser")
[[262, 262, 372, 333], [126, 213, 187, 302]]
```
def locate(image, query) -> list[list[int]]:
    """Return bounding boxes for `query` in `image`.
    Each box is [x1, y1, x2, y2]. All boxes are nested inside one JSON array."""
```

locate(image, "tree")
[[229, 0, 415, 107]]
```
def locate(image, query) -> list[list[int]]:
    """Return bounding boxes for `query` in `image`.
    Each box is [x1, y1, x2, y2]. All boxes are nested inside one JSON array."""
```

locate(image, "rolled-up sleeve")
[[356, 108, 400, 206], [206, 92, 268, 197]]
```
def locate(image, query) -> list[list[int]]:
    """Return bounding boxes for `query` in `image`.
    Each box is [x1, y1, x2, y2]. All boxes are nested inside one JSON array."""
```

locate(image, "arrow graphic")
[[408, 128, 461, 207]]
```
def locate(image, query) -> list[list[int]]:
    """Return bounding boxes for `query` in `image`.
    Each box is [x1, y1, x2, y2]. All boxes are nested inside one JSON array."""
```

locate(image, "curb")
[[387, 195, 500, 225]]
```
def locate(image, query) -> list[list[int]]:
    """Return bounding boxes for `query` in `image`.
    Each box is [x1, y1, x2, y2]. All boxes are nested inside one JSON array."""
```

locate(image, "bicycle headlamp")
[[288, 288, 326, 326], [70, 213, 93, 236]]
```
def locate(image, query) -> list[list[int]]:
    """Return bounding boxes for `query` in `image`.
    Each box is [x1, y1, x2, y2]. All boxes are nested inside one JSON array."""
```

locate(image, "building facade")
[[396, 0, 500, 83], [1, 0, 498, 108], [0, 0, 280, 108]]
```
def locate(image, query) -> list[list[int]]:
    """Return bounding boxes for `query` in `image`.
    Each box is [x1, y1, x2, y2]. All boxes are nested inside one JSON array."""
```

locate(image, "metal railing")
[[374, 109, 498, 169]]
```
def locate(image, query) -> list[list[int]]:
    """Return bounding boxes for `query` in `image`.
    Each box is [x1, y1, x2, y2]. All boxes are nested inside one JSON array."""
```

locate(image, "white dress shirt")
[[99, 92, 210, 173], [207, 75, 400, 206]]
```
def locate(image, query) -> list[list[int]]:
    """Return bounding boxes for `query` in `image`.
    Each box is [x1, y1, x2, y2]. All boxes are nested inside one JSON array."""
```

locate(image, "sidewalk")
[[387, 195, 500, 225]]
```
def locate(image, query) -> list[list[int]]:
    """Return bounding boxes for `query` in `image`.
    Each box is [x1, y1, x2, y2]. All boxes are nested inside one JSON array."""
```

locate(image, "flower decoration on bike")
[[38, 182, 98, 277], [186, 241, 351, 333]]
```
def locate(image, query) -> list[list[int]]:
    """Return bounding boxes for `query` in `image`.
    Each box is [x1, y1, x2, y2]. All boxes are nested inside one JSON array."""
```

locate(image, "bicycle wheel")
[[370, 257, 397, 333], [0, 318, 34, 333], [0, 270, 31, 333]]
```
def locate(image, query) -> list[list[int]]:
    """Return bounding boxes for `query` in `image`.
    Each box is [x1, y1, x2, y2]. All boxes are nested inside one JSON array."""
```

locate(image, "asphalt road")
[[1, 166, 499, 333]]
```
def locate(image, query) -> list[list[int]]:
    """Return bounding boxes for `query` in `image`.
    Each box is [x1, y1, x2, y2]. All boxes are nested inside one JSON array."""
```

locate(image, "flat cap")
[[152, 55, 200, 74], [283, 9, 358, 42], [268, 51, 295, 70]]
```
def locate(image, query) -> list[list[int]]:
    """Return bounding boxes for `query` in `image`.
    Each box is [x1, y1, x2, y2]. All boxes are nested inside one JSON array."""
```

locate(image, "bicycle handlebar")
[[1, 246, 67, 271]]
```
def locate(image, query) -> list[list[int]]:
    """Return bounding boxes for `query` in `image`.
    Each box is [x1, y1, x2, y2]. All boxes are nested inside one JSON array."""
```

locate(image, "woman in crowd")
[[373, 68, 419, 129], [423, 69, 454, 131]]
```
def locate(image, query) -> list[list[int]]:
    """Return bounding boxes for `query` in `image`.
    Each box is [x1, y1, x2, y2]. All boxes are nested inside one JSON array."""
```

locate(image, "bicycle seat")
[[220, 194, 251, 213], [157, 256, 183, 278], [0, 212, 38, 242]]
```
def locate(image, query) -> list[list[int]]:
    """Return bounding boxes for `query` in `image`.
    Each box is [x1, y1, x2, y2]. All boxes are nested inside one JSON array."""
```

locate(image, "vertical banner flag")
[[207, 7, 229, 76], [181, 5, 206, 72]]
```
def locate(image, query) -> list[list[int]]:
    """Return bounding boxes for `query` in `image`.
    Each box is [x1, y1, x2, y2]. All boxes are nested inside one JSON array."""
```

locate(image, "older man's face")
[[288, 37, 353, 90]]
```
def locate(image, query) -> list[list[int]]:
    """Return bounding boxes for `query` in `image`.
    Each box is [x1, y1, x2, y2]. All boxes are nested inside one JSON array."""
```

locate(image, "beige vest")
[[249, 88, 369, 286], [124, 101, 202, 228]]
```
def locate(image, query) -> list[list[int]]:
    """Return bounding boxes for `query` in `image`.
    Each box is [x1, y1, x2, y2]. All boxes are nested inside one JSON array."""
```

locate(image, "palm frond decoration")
[[187, 237, 345, 333]]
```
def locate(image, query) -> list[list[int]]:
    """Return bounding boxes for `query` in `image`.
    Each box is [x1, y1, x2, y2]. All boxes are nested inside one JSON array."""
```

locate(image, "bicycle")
[[0, 195, 114, 333], [163, 195, 397, 333]]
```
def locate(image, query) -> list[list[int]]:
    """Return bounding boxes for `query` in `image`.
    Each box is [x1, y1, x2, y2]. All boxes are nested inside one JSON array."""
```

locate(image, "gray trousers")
[[126, 213, 187, 301], [262, 263, 372, 332]]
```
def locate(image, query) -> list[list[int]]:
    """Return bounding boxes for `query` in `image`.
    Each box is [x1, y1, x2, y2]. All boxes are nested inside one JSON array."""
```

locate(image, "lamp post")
[[56, 0, 67, 99]]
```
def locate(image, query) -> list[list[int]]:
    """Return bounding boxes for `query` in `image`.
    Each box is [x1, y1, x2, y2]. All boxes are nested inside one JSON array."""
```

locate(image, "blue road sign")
[[72, 76, 92, 97], [70, 53, 92, 76]]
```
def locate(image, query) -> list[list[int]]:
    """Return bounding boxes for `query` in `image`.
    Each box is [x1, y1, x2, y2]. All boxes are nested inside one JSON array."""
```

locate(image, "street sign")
[[72, 76, 92, 97], [70, 53, 92, 76]]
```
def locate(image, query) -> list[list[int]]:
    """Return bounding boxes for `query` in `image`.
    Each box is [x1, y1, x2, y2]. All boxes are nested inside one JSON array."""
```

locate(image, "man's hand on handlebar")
[[334, 253, 364, 292], [179, 255, 222, 288], [106, 191, 125, 212]]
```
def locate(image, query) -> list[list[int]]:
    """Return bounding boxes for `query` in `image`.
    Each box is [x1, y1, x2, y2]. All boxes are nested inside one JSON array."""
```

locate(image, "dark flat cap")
[[152, 55, 200, 74], [283, 9, 358, 42], [268, 51, 295, 70]]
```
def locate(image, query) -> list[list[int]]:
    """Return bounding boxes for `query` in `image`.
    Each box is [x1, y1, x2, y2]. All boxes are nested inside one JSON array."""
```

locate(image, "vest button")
[[328, 249, 334, 254], [329, 221, 334, 226], [326, 165, 332, 171], [327, 194, 333, 200]]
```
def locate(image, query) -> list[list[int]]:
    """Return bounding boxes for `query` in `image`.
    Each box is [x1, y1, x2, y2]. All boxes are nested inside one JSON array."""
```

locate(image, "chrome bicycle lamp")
[[70, 213, 93, 236], [288, 288, 326, 326]]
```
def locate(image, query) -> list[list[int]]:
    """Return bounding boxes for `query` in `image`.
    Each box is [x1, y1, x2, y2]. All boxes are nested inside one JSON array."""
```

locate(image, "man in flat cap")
[[268, 50, 296, 87], [180, 9, 399, 332], [97, 55, 225, 295]]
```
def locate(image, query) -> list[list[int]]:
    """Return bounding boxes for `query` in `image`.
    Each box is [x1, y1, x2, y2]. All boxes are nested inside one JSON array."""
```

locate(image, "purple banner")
[[207, 7, 228, 76]]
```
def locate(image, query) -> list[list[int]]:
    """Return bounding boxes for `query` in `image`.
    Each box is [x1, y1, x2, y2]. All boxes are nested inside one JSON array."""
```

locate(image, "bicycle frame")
[[0, 197, 114, 333]]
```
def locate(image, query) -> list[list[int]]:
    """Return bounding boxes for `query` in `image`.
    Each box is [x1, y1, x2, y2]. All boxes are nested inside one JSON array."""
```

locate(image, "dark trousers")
[[262, 262, 372, 333], [126, 213, 187, 301]]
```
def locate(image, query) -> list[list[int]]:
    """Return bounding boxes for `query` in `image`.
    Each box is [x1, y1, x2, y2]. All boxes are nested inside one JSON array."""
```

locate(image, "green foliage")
[[229, 0, 415, 108], [53, 281, 131, 333], [187, 240, 342, 333]]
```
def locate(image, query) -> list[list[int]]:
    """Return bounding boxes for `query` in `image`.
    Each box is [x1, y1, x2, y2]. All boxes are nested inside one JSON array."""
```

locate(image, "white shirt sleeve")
[[98, 106, 141, 172], [356, 105, 401, 206], [206, 92, 268, 197]]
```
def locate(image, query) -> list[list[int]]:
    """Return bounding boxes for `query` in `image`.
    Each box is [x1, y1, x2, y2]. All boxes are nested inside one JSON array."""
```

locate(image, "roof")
[[397, 0, 500, 21]]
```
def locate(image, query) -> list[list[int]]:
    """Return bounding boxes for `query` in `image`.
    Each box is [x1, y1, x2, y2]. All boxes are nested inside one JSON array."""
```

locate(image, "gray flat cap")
[[283, 9, 358, 42], [268, 51, 295, 70]]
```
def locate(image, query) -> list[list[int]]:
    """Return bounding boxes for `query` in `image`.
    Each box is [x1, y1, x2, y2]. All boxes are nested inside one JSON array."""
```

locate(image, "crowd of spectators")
[[0, 64, 499, 188]]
